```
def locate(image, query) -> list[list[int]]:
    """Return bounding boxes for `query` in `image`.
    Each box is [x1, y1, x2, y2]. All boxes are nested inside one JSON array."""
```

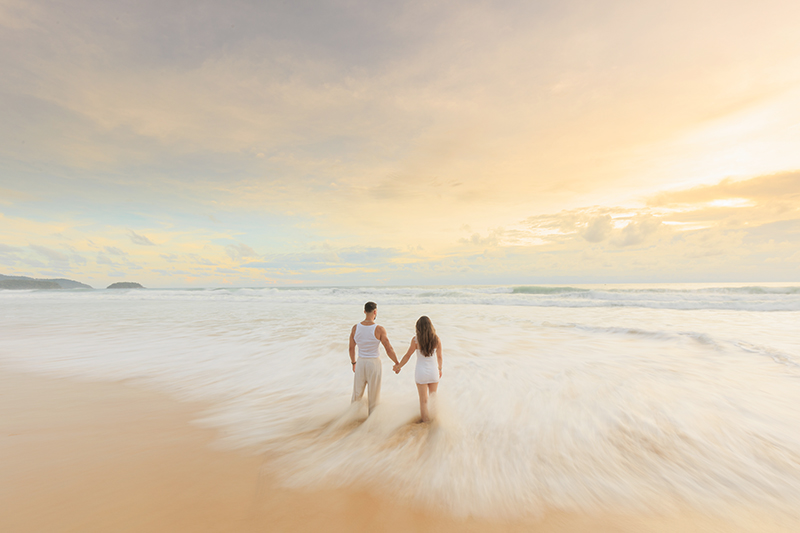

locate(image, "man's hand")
[[393, 363, 401, 374], [352, 362, 357, 373]]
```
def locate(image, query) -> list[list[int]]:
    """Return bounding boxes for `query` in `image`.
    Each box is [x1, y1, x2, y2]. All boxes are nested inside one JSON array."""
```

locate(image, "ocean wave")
[[2, 291, 800, 518], [512, 286, 590, 294], [541, 322, 800, 368], [1, 283, 799, 311], [543, 322, 722, 345], [603, 286, 800, 295], [734, 341, 800, 369]]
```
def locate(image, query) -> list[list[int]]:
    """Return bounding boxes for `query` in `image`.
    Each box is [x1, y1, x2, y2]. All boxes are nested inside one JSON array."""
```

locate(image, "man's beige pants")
[[352, 357, 382, 414]]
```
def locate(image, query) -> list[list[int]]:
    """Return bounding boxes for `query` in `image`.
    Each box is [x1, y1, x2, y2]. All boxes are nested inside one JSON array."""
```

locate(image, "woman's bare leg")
[[416, 383, 430, 422], [427, 383, 439, 420]]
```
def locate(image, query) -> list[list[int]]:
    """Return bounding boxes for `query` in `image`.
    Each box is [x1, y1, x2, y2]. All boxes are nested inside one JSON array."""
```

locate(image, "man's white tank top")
[[355, 323, 380, 358]]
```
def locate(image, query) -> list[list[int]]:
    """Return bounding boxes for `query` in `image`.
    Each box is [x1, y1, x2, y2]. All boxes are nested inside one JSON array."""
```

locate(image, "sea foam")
[[1, 284, 799, 518]]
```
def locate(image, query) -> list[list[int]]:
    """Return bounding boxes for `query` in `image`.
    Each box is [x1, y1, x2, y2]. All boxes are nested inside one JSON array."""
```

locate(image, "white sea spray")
[[1, 283, 800, 518]]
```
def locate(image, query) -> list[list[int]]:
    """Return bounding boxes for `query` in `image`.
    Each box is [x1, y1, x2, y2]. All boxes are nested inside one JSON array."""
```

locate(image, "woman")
[[393, 316, 443, 423]]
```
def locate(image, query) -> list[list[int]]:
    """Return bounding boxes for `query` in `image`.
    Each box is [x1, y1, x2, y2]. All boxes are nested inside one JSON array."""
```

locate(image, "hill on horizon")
[[0, 274, 93, 290], [107, 282, 145, 289]]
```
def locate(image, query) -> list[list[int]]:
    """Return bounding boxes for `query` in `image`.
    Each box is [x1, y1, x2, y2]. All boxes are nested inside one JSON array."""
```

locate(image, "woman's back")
[[414, 336, 439, 384]]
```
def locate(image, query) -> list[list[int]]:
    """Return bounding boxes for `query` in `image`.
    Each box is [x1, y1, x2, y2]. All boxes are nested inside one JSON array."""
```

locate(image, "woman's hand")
[[439, 368, 442, 378], [393, 363, 402, 374]]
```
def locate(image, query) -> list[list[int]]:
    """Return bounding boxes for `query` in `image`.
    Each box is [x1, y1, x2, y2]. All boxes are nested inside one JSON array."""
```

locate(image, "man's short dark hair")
[[364, 301, 377, 313]]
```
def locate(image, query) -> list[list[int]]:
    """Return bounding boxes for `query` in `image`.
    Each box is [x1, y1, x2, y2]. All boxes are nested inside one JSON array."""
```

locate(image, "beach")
[[3, 368, 798, 533], [2, 369, 477, 533], [2, 284, 800, 530]]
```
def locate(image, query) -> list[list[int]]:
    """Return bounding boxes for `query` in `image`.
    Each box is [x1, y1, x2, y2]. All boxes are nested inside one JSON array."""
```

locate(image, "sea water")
[[1, 283, 800, 519]]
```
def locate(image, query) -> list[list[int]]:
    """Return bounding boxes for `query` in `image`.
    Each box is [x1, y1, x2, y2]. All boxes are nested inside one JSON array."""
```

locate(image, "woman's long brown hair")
[[416, 316, 438, 357]]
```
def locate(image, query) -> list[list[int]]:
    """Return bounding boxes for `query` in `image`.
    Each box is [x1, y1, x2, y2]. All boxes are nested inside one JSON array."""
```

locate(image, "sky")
[[1, 0, 799, 287]]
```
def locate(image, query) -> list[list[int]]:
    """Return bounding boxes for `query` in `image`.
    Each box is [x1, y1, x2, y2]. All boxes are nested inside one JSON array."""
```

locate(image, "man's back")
[[354, 322, 380, 358]]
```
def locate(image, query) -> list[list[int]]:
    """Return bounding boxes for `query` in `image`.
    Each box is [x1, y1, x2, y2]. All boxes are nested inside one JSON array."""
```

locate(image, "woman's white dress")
[[414, 337, 440, 384]]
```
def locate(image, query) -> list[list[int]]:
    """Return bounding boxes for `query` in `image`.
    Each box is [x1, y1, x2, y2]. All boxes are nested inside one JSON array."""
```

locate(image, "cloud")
[[186, 253, 216, 266], [244, 246, 401, 273], [96, 253, 114, 265], [337, 247, 400, 264], [245, 251, 339, 270], [20, 256, 46, 268], [673, 229, 748, 259], [225, 243, 259, 261], [582, 215, 613, 243], [0, 243, 20, 253], [610, 215, 662, 247], [0, 243, 21, 266], [523, 209, 589, 237], [460, 231, 500, 247], [128, 230, 155, 246], [520, 207, 639, 245], [29, 244, 69, 262], [153, 268, 192, 276], [648, 171, 800, 207], [159, 252, 216, 266], [742, 219, 800, 245], [104, 245, 127, 256]]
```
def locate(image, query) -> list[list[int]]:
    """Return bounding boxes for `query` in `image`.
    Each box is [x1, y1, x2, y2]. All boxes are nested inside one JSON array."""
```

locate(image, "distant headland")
[[0, 274, 148, 291], [107, 282, 145, 289], [0, 274, 93, 290]]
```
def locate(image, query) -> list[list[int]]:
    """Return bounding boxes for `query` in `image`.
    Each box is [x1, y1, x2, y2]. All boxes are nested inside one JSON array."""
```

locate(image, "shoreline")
[[1, 369, 797, 532]]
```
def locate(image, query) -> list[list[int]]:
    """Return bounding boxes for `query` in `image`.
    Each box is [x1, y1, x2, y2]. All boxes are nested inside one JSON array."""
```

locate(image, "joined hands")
[[393, 363, 402, 374]]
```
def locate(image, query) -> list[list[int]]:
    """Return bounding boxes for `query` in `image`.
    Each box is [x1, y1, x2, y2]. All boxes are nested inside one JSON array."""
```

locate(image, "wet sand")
[[1, 369, 797, 533]]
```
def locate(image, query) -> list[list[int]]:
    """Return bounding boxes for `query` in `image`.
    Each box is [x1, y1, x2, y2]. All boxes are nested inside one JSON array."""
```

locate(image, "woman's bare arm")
[[436, 339, 443, 377], [396, 338, 417, 370]]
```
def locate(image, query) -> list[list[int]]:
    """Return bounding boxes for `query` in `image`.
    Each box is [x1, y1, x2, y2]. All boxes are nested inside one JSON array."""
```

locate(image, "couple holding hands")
[[349, 301, 443, 423]]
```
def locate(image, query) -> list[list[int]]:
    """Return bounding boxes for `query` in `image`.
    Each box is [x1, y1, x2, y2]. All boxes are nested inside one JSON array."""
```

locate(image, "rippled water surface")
[[2, 283, 800, 518]]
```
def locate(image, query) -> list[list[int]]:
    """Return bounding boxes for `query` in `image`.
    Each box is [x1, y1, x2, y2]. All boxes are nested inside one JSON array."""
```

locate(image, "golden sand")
[[1, 369, 796, 533]]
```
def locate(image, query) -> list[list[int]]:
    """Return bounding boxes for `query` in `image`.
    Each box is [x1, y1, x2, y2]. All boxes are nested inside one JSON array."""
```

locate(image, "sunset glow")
[[2, 0, 799, 286]]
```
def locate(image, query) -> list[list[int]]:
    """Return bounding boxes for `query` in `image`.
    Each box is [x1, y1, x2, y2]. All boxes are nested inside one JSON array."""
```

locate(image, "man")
[[349, 301, 399, 414]]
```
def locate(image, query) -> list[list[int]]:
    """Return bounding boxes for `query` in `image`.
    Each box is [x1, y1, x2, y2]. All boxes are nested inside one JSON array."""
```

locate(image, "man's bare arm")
[[377, 326, 399, 364], [349, 324, 357, 372]]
